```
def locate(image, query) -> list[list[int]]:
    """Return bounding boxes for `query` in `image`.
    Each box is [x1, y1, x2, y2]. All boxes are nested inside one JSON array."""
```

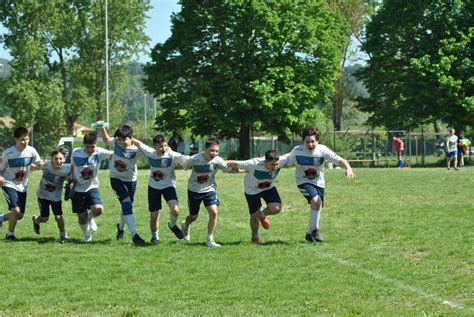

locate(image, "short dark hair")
[[51, 148, 67, 158], [13, 127, 29, 139], [205, 137, 220, 149], [83, 132, 98, 145], [114, 125, 133, 139], [264, 149, 279, 162], [302, 127, 320, 141], [153, 135, 166, 145]]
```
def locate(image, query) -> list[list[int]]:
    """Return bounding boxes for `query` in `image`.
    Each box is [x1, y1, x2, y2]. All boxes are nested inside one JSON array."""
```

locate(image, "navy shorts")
[[245, 187, 281, 214], [187, 190, 220, 215], [2, 187, 27, 212], [446, 150, 458, 158], [110, 178, 137, 202], [38, 198, 63, 217], [148, 186, 178, 212], [72, 188, 103, 214], [297, 183, 325, 206]]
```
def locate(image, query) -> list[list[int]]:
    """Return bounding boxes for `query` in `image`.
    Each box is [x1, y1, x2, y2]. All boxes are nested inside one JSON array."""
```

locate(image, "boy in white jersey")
[[0, 127, 43, 241], [32, 148, 71, 241], [133, 135, 186, 244], [70, 132, 113, 241], [227, 150, 290, 244], [97, 124, 145, 245], [287, 127, 355, 243], [181, 137, 232, 247], [446, 128, 459, 170]]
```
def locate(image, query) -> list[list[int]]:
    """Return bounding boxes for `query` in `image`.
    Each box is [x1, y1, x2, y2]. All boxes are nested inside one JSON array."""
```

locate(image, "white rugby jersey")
[[108, 138, 140, 182], [71, 147, 113, 192], [0, 145, 41, 192], [183, 153, 232, 193], [237, 155, 290, 195], [138, 143, 186, 190], [288, 144, 343, 188], [37, 160, 71, 201]]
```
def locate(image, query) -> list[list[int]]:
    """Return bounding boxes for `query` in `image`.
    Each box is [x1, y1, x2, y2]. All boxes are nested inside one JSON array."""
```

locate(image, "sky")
[[0, 0, 180, 63]]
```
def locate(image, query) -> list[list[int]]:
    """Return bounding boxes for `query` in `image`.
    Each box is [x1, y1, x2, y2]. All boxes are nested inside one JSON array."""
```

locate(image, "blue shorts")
[[110, 178, 137, 202], [187, 190, 220, 215], [72, 188, 103, 214], [148, 186, 178, 212], [2, 187, 27, 212], [447, 150, 458, 158], [297, 183, 325, 206], [38, 198, 63, 217], [245, 187, 281, 214]]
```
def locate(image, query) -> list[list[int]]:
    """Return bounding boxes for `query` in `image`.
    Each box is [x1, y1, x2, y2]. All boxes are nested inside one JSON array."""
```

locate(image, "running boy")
[[227, 150, 290, 244], [0, 127, 43, 240], [70, 132, 113, 241], [32, 148, 71, 241], [287, 127, 355, 243], [181, 137, 232, 247], [97, 124, 145, 245], [132, 135, 186, 244]]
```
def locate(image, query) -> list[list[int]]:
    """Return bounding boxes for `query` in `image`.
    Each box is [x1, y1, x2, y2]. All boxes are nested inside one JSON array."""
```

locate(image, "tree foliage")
[[145, 0, 346, 158], [0, 0, 150, 154], [357, 0, 473, 132]]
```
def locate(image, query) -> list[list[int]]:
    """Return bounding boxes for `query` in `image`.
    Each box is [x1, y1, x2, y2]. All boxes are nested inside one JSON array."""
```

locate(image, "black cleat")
[[310, 229, 324, 242], [150, 237, 160, 245], [32, 216, 41, 234], [5, 234, 18, 241], [132, 233, 146, 245], [116, 223, 124, 240], [168, 222, 184, 239], [305, 233, 313, 242]]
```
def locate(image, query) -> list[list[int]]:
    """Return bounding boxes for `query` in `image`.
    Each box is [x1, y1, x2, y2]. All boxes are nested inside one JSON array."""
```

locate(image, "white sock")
[[169, 214, 178, 227], [87, 211, 94, 221], [124, 214, 137, 236], [152, 230, 159, 240], [33, 216, 39, 224], [119, 215, 126, 230], [7, 230, 14, 236], [259, 207, 267, 218], [0, 213, 4, 222], [208, 234, 214, 242], [308, 209, 321, 232], [80, 223, 90, 235], [60, 231, 67, 238]]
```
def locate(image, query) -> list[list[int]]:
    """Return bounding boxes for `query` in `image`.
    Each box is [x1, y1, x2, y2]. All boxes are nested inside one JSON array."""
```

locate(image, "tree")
[[0, 0, 150, 139], [356, 0, 473, 132], [144, 0, 346, 158]]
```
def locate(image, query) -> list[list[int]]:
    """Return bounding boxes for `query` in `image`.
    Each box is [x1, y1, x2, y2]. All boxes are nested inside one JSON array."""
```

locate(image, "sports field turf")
[[0, 167, 472, 315]]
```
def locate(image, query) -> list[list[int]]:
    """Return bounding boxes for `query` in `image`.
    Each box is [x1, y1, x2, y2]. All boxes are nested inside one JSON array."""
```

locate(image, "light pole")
[[144, 93, 147, 140], [105, 0, 110, 124]]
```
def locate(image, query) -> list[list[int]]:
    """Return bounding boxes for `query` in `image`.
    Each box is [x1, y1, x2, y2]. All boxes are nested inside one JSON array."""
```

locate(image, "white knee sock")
[[169, 214, 178, 227], [124, 214, 137, 236], [308, 209, 321, 232]]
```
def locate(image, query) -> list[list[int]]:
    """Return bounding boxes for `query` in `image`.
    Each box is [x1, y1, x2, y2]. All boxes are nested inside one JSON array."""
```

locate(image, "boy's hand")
[[0, 176, 4, 186], [345, 167, 355, 179]]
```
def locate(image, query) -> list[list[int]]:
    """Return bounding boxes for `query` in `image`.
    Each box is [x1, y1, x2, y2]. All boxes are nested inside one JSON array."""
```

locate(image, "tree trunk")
[[332, 78, 344, 131], [433, 119, 442, 140], [239, 121, 250, 159]]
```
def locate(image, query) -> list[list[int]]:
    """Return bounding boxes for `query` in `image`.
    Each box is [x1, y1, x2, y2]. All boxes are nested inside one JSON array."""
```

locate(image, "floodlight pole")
[[144, 93, 147, 140], [105, 0, 110, 124]]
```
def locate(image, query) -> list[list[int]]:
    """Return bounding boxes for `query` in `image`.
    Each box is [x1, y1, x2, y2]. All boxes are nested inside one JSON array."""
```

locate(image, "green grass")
[[0, 167, 472, 315]]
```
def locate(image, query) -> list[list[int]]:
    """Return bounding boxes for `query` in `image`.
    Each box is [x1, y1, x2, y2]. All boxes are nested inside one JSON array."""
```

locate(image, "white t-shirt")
[[287, 144, 343, 188], [71, 147, 113, 192], [37, 161, 71, 201], [183, 153, 232, 193], [237, 155, 290, 195], [0, 145, 41, 192], [447, 135, 458, 152], [138, 143, 187, 190], [108, 138, 140, 182]]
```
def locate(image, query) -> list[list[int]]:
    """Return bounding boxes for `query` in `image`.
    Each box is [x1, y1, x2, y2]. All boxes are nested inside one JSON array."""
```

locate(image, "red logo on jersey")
[[304, 168, 318, 179], [45, 183, 57, 192], [81, 167, 93, 179], [152, 170, 164, 181], [114, 160, 127, 172], [197, 175, 209, 183], [258, 181, 271, 189], [15, 170, 26, 181]]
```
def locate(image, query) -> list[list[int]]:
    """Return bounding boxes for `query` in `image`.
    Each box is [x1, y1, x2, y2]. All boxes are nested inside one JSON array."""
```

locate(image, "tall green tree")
[[145, 0, 346, 158], [356, 0, 473, 132], [0, 0, 150, 141]]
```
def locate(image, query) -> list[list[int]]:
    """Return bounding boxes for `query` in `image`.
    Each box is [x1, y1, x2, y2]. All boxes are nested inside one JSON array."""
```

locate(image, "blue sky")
[[0, 0, 180, 63]]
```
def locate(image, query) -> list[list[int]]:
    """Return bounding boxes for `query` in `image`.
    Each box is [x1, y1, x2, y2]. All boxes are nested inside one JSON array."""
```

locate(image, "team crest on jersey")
[[81, 167, 94, 179], [15, 169, 26, 181], [258, 181, 271, 189], [197, 175, 209, 183], [114, 160, 127, 172], [152, 170, 165, 181], [45, 183, 57, 192], [304, 168, 318, 179]]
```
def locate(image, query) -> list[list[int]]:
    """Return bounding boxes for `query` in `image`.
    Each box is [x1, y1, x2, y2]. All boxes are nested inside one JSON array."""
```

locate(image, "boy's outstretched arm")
[[340, 159, 355, 179]]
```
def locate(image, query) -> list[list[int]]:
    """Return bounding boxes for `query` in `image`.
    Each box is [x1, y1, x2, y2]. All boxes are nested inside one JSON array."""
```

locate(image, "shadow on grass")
[[13, 236, 114, 245]]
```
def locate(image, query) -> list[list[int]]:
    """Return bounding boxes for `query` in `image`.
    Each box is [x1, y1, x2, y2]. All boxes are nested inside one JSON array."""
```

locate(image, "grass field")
[[0, 167, 472, 315]]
